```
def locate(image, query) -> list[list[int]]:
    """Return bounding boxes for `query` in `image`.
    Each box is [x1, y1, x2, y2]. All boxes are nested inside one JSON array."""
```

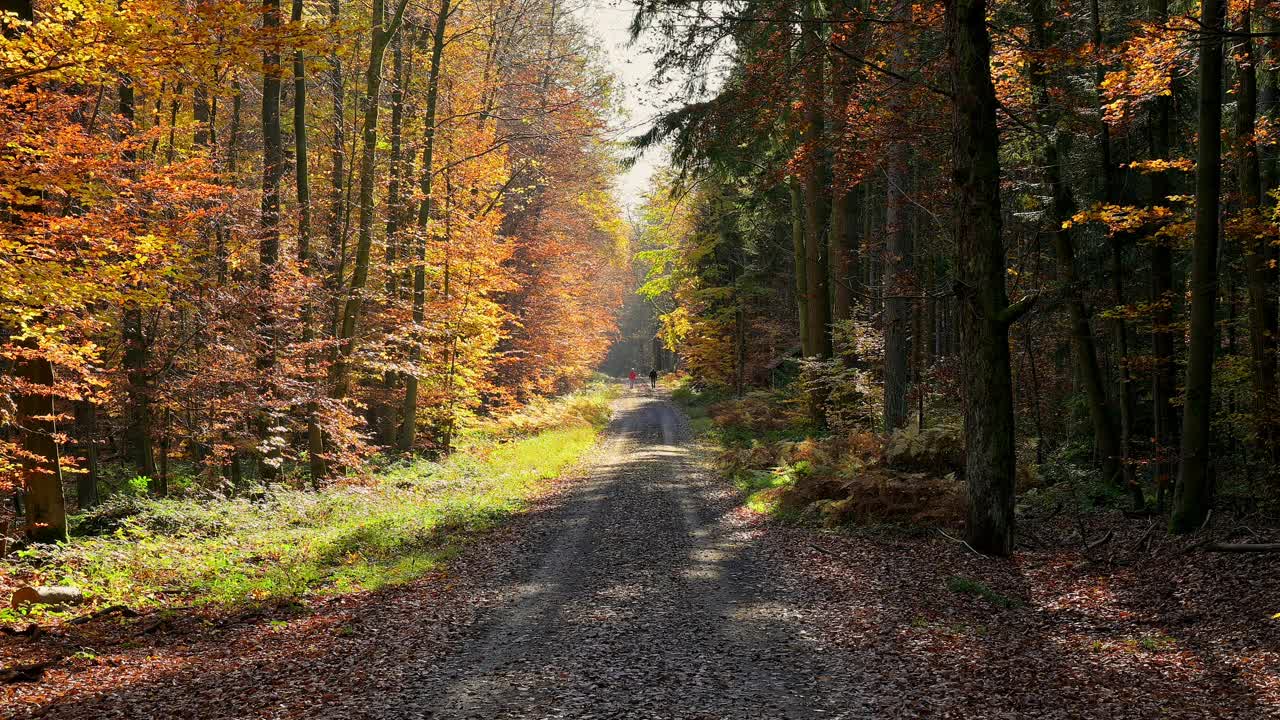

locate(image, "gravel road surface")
[[373, 389, 867, 719]]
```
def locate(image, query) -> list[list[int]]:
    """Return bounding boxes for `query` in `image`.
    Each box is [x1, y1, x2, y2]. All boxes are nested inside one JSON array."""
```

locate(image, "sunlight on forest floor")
[[0, 387, 617, 622]]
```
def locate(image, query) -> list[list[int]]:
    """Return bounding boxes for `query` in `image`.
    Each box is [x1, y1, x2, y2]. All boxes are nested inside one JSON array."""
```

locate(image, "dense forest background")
[[1, 0, 629, 542], [6, 0, 1280, 557], [3, 0, 1280, 713], [622, 0, 1280, 554]]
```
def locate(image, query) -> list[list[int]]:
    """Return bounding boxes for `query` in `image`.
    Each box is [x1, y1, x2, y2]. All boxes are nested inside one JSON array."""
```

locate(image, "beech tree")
[[1170, 0, 1224, 534], [0, 0, 627, 535]]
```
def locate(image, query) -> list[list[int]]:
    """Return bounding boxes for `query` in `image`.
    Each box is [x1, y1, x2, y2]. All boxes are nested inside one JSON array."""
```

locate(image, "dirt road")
[[13, 390, 1276, 719], [370, 389, 863, 718]]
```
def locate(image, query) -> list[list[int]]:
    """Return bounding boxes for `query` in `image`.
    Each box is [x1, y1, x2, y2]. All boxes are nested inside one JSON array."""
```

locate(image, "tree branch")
[[998, 293, 1039, 326]]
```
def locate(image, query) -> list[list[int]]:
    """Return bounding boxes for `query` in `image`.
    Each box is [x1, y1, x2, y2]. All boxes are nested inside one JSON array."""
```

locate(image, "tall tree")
[[1236, 1, 1279, 456], [16, 349, 66, 542], [259, 0, 285, 480], [791, 179, 810, 355], [827, 0, 857, 324], [882, 0, 912, 430], [398, 0, 452, 452], [948, 0, 1028, 556], [332, 0, 411, 399], [293, 0, 327, 483], [118, 66, 157, 483], [1089, 0, 1141, 508], [1147, 0, 1178, 509], [801, 0, 831, 358], [5, 0, 66, 540], [1170, 0, 1224, 533]]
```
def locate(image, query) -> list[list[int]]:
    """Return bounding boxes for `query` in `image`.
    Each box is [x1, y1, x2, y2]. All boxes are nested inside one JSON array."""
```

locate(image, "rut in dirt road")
[[376, 390, 867, 719]]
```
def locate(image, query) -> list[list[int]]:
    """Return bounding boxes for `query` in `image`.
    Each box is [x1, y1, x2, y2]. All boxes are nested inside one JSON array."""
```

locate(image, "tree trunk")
[[397, 0, 451, 452], [16, 351, 66, 543], [1236, 6, 1279, 457], [1171, 0, 1224, 534], [193, 85, 211, 148], [1147, 0, 1178, 510], [385, 37, 405, 301], [948, 0, 1023, 556], [791, 180, 810, 355], [293, 0, 327, 484], [325, 0, 346, 313], [259, 0, 284, 480], [883, 142, 912, 430], [73, 401, 99, 510], [802, 0, 831, 358], [827, 0, 857, 324], [374, 35, 408, 450], [332, 0, 410, 400], [1087, 0, 1143, 508], [122, 304, 155, 479], [882, 0, 913, 430], [118, 78, 156, 481], [157, 407, 169, 497]]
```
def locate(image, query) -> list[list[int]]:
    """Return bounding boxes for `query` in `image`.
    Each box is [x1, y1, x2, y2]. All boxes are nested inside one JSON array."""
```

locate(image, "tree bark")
[[121, 303, 155, 480], [948, 0, 1021, 556], [332, 0, 410, 400], [385, 37, 405, 301], [882, 0, 912, 430], [398, 0, 452, 452], [883, 142, 912, 430], [117, 77, 156, 482], [293, 0, 327, 484], [791, 179, 810, 355], [1088, 0, 1142, 508], [72, 401, 99, 510], [373, 35, 408, 450], [258, 0, 284, 481], [827, 0, 858, 324], [802, 0, 831, 358], [1171, 0, 1224, 534], [1147, 0, 1178, 510], [16, 351, 66, 543], [1236, 5, 1279, 456]]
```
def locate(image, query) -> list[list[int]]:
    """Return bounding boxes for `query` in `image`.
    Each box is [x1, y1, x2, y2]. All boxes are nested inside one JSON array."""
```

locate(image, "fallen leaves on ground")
[[2, 483, 1277, 719]]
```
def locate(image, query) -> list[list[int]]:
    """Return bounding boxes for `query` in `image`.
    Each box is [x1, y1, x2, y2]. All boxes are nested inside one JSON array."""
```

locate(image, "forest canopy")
[[623, 0, 1280, 554], [1, 0, 629, 540]]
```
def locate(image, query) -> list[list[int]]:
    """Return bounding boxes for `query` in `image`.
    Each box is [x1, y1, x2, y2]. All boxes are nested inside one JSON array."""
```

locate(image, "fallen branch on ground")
[[1203, 542, 1280, 553], [10, 586, 83, 610], [937, 528, 985, 558], [0, 659, 59, 684], [807, 542, 854, 563], [68, 604, 140, 625], [1131, 521, 1158, 553], [1086, 529, 1115, 551]]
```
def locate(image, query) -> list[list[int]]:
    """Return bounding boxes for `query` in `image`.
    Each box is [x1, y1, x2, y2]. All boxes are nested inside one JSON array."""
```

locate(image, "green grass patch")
[[944, 575, 1023, 609], [733, 468, 796, 515], [2, 388, 614, 621]]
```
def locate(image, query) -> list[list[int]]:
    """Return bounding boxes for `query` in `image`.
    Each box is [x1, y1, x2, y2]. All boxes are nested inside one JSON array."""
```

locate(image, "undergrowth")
[[1, 384, 616, 621], [670, 373, 966, 529]]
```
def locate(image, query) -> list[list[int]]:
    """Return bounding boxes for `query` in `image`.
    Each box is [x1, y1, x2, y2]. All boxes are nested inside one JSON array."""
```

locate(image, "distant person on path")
[[628, 370, 637, 389], [649, 368, 658, 390]]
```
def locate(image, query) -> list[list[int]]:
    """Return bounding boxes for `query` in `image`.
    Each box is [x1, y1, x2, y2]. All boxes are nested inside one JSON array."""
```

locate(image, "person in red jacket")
[[628, 370, 637, 388]]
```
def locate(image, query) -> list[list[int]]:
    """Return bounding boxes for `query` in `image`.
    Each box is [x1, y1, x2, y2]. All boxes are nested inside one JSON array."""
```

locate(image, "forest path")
[[369, 388, 866, 719], [13, 388, 1274, 719]]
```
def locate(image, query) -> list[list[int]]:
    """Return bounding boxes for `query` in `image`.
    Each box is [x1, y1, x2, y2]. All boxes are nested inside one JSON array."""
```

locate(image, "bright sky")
[[579, 0, 670, 213]]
